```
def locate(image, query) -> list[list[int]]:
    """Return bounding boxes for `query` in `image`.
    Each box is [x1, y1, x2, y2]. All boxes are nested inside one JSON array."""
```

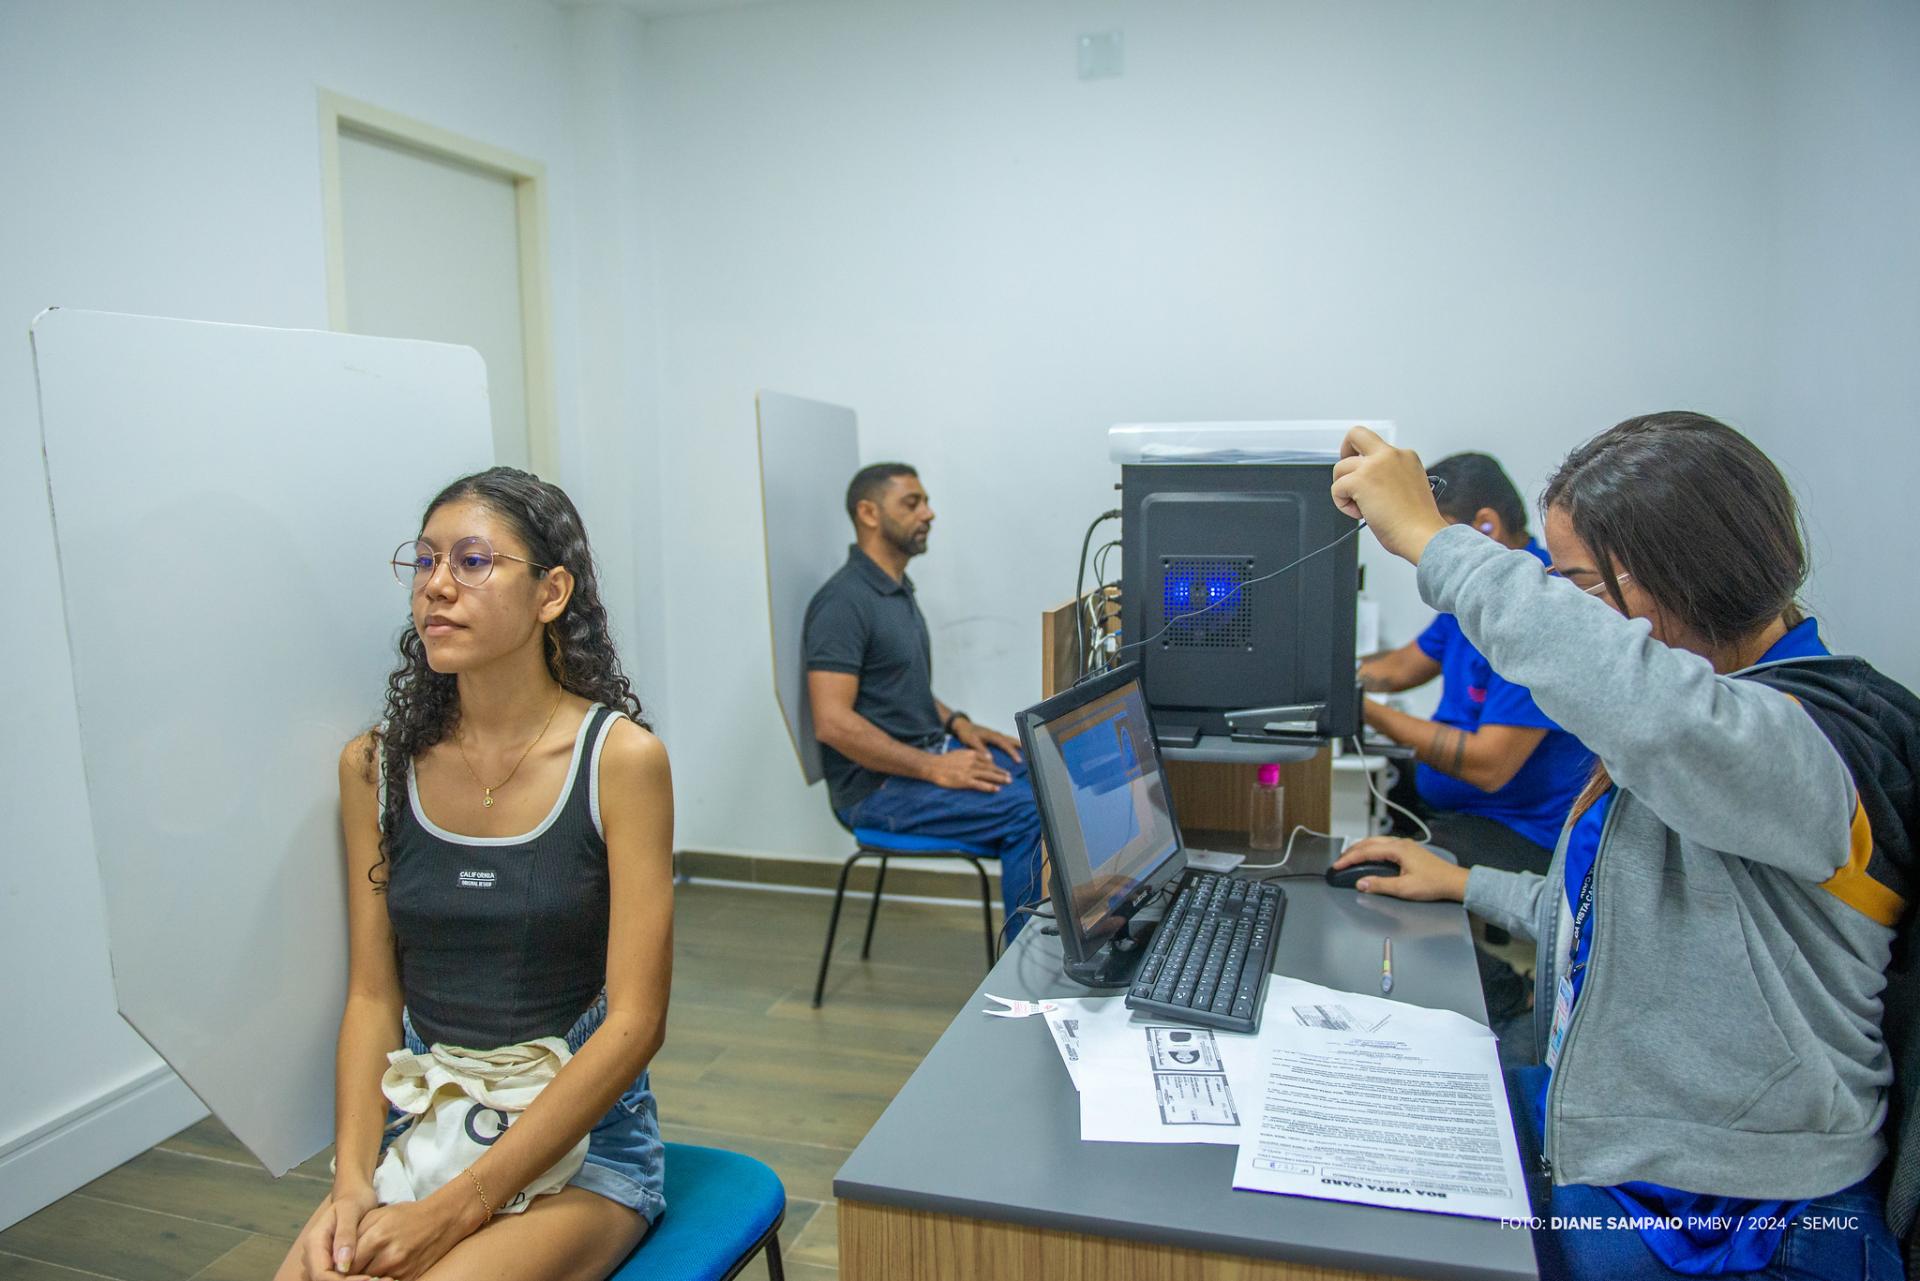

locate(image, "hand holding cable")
[[1330, 426, 1450, 565]]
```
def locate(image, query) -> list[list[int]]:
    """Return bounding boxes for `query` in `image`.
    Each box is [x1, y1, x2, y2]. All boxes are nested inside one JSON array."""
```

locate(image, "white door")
[[336, 127, 532, 470]]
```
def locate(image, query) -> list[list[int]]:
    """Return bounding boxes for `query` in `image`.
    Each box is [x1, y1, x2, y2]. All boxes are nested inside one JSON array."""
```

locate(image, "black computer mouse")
[[1325, 861, 1401, 890]]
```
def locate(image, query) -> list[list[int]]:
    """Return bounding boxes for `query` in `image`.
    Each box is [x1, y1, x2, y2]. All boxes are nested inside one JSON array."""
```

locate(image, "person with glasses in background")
[[1357, 453, 1598, 1058], [1331, 415, 1918, 1280], [1358, 452, 1595, 881], [276, 468, 671, 1281]]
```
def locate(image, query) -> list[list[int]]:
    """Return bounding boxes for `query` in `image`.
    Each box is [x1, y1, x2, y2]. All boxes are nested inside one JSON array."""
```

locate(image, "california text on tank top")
[[385, 704, 623, 1050]]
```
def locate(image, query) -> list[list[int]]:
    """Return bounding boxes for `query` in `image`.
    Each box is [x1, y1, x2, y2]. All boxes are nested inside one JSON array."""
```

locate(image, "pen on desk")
[[1381, 937, 1394, 995]]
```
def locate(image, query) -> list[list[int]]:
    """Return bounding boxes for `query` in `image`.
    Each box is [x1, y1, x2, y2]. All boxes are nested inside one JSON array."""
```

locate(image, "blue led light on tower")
[[1160, 569, 1241, 617], [1162, 572, 1193, 617], [1157, 558, 1254, 649]]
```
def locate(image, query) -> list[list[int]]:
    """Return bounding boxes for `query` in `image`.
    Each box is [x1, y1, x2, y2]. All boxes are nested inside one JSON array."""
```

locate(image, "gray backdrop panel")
[[756, 390, 860, 787], [33, 309, 493, 1176]]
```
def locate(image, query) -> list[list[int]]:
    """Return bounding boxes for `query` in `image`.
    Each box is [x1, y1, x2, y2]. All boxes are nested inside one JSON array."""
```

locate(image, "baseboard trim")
[[0, 1063, 208, 1230]]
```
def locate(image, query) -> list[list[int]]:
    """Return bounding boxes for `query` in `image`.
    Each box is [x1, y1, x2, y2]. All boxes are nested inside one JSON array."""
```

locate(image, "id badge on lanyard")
[[1544, 864, 1596, 1071]]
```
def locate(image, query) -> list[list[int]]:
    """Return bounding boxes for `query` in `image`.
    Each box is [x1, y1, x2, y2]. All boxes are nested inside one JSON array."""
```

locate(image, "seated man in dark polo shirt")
[[803, 462, 1046, 942]]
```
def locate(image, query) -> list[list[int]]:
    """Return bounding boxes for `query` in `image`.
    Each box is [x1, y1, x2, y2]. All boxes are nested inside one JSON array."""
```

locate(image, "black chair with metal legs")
[[811, 828, 999, 1008]]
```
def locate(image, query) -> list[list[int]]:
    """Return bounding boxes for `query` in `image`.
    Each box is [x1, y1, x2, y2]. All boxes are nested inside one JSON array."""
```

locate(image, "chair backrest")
[[755, 390, 861, 786]]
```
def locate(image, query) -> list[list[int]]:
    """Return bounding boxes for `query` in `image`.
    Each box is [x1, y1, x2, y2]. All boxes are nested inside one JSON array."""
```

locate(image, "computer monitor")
[[1016, 664, 1187, 988], [1120, 462, 1361, 742]]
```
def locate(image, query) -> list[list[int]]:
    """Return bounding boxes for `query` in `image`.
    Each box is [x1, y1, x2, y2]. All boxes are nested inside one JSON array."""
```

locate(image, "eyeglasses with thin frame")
[[1549, 566, 1632, 597], [391, 536, 552, 591]]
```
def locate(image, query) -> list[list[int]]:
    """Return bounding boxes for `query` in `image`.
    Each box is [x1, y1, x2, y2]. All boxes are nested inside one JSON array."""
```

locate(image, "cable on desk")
[[1238, 823, 1344, 873], [1348, 734, 1432, 845], [998, 898, 1056, 952]]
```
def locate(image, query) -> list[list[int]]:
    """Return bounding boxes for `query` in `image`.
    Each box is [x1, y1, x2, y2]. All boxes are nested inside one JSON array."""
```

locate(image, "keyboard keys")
[[1123, 873, 1287, 1034], [1211, 920, 1252, 1014]]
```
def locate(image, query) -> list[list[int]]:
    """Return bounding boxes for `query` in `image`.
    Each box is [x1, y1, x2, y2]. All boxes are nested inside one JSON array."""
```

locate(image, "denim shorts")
[[396, 993, 666, 1222]]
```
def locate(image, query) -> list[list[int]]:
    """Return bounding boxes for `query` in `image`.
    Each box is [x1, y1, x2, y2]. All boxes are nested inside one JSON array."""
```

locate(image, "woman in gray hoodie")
[[1330, 413, 1919, 1281]]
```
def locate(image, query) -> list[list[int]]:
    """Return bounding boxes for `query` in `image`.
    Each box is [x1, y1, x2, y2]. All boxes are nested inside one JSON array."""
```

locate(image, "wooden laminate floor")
[[0, 882, 993, 1281]]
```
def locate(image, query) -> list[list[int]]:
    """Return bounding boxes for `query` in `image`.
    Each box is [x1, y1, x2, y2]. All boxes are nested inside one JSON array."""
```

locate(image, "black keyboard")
[[1124, 872, 1285, 1034]]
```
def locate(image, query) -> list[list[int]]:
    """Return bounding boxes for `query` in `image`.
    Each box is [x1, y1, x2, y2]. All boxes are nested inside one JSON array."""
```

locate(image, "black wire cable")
[[1087, 520, 1367, 678], [997, 874, 1181, 953], [1074, 510, 1123, 679], [998, 898, 1057, 952]]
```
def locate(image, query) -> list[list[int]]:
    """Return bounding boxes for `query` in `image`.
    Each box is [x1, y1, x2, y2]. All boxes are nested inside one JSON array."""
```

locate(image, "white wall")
[[567, 3, 675, 725], [0, 0, 668, 1225], [7, 0, 1912, 1229], [1758, 0, 1920, 691], [639, 0, 1782, 862]]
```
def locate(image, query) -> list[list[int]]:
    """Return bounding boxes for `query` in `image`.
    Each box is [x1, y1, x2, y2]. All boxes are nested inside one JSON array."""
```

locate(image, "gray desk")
[[835, 837, 1538, 1281]]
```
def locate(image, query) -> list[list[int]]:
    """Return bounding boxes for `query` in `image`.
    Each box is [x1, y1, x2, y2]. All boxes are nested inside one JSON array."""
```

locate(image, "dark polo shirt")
[[803, 545, 945, 813]]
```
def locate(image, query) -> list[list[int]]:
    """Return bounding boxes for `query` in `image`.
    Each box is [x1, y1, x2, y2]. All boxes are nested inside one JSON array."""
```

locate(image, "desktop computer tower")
[[1120, 462, 1360, 743]]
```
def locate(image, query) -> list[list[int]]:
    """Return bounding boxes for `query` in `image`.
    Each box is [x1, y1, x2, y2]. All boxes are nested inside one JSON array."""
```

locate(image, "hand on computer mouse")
[[1325, 860, 1401, 890], [1330, 837, 1469, 903]]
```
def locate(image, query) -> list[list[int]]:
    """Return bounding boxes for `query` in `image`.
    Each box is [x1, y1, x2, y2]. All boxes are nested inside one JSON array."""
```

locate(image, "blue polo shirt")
[[1543, 618, 1832, 1274], [1412, 540, 1594, 849]]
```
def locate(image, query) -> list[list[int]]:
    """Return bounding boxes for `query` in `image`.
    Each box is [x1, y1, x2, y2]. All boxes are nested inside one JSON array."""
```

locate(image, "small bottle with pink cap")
[[1249, 762, 1287, 850]]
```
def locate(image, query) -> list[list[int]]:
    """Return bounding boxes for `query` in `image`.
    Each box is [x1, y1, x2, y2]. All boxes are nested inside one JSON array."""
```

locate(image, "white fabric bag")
[[372, 1036, 588, 1214]]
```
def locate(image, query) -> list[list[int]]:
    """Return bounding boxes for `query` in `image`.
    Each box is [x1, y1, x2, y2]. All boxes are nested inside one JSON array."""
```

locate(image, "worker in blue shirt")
[[1358, 452, 1594, 878]]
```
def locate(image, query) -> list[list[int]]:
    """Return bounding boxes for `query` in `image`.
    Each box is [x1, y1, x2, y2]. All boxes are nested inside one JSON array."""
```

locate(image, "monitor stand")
[[1062, 902, 1166, 990]]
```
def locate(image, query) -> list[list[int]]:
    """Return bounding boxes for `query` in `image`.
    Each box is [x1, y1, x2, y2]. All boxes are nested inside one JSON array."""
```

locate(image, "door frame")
[[317, 89, 557, 477]]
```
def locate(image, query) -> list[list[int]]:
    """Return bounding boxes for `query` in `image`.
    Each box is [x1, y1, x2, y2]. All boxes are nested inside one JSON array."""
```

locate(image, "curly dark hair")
[[365, 467, 647, 888]]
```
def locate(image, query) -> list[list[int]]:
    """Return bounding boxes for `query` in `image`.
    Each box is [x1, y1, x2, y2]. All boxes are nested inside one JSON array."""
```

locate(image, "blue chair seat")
[[610, 1142, 785, 1281], [852, 827, 994, 857]]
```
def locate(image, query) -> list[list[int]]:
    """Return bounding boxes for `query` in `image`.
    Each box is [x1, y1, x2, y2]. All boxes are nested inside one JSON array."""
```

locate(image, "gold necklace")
[[456, 692, 564, 809]]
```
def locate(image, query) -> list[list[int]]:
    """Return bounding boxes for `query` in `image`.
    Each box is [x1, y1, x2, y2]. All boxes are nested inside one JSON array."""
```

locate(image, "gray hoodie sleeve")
[[1416, 524, 1855, 880], [1463, 865, 1548, 941]]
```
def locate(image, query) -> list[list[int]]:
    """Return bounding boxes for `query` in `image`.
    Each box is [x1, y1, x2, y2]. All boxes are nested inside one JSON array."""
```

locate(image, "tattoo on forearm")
[[1426, 725, 1468, 777]]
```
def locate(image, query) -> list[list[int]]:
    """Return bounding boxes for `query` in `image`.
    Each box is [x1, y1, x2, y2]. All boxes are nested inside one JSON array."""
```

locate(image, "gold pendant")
[[483, 790, 495, 808]]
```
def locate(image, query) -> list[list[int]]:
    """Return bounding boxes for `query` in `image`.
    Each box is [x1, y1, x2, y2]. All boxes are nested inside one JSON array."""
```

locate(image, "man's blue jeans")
[[1507, 1066, 1903, 1280], [838, 742, 1047, 943]]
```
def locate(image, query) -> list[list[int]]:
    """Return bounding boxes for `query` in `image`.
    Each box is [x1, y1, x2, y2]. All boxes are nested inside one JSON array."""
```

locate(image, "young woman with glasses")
[[276, 468, 671, 1281], [1329, 414, 1918, 1280]]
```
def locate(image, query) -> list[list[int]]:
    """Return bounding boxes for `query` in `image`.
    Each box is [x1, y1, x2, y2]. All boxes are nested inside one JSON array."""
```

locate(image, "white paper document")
[[1041, 996, 1262, 1144], [1231, 976, 1530, 1221]]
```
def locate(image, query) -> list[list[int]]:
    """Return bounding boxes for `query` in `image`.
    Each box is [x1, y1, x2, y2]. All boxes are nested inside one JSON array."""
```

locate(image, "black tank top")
[[386, 704, 620, 1050]]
